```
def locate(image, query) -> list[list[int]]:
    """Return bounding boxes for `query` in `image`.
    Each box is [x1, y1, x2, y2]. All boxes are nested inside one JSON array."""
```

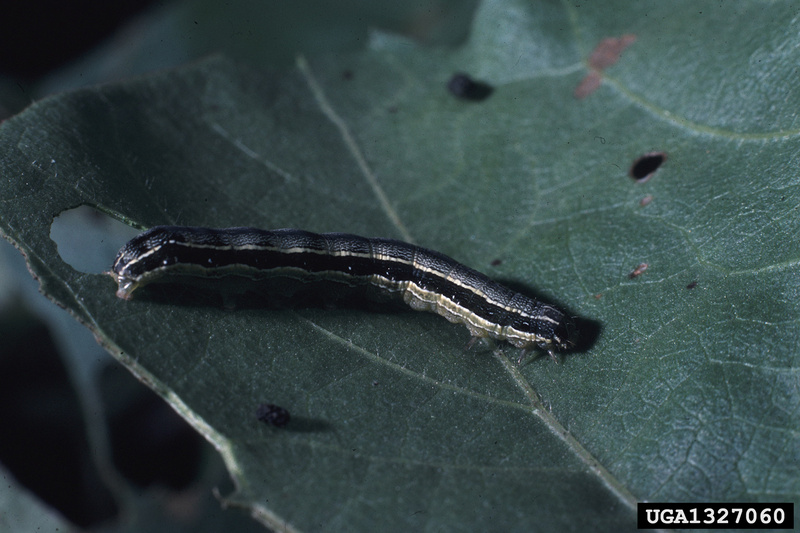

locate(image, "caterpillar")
[[110, 226, 576, 359]]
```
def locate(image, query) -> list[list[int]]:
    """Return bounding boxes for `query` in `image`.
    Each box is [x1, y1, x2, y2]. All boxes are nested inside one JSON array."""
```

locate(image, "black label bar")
[[638, 502, 794, 529]]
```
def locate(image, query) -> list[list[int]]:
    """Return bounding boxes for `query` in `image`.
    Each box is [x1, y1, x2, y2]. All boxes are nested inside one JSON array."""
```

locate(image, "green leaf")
[[2, 0, 799, 530]]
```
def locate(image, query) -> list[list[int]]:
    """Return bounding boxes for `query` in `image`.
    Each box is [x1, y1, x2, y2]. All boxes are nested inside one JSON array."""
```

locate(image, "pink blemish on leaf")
[[574, 71, 602, 99], [575, 34, 637, 99], [628, 262, 649, 279], [589, 34, 637, 70]]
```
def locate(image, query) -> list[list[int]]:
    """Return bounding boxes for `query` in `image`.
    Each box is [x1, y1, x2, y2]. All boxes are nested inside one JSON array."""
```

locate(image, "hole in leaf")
[[50, 205, 139, 274], [447, 73, 493, 101], [629, 152, 666, 182]]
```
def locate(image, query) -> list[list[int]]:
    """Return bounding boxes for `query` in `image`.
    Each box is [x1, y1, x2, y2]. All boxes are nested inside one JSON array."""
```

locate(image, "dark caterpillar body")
[[110, 226, 576, 356]]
